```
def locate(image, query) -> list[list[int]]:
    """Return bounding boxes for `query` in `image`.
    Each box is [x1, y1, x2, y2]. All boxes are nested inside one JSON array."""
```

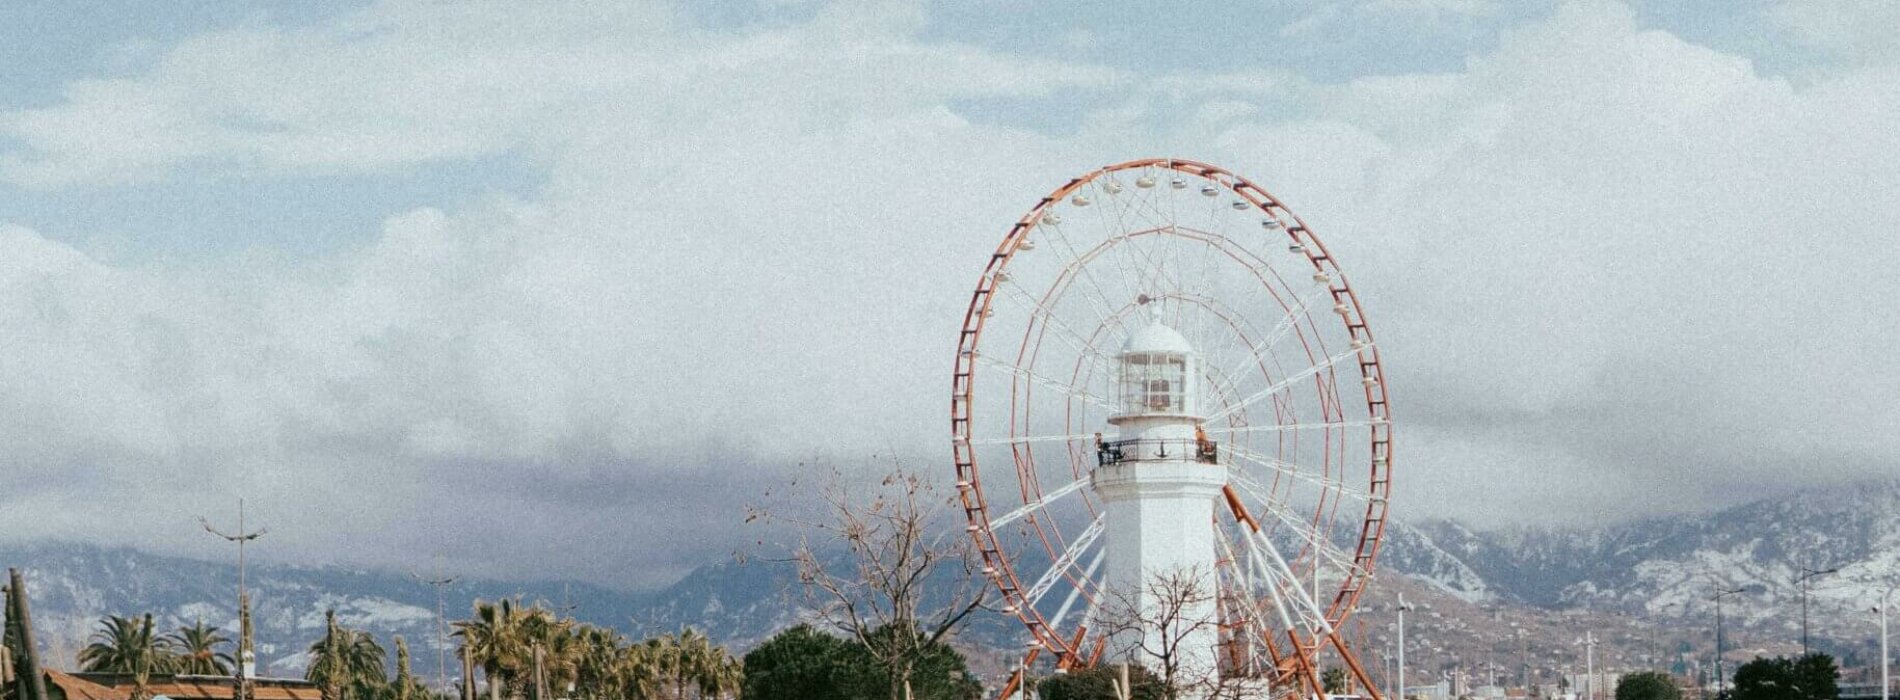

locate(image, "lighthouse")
[[1092, 321, 1226, 690]]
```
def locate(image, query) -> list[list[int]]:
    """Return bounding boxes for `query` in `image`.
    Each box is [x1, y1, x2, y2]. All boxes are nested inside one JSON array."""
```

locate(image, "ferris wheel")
[[950, 159, 1392, 698]]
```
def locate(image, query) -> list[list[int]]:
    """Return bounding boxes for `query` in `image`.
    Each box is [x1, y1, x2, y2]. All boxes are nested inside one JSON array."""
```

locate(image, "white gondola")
[[1104, 181, 1124, 194], [1170, 177, 1187, 190], [1042, 213, 1063, 225], [1313, 272, 1331, 284], [1200, 185, 1219, 196], [1071, 194, 1091, 207], [1289, 243, 1305, 253], [1333, 303, 1352, 316], [1135, 175, 1156, 188], [1018, 238, 1037, 251], [1232, 200, 1250, 210], [1262, 219, 1283, 230]]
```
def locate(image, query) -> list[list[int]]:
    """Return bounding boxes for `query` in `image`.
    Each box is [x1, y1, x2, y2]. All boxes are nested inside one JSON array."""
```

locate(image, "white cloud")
[[0, 0, 1896, 583]]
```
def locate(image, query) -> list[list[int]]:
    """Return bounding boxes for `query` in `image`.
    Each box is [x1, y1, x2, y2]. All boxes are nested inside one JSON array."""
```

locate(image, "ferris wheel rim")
[[949, 158, 1395, 669]]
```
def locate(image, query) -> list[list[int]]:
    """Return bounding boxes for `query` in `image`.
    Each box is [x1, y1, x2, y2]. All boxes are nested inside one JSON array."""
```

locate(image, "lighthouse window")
[[1119, 351, 1186, 414]]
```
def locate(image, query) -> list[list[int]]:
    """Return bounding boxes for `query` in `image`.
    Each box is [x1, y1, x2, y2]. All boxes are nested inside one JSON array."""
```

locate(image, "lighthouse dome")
[[1121, 322, 1193, 356]]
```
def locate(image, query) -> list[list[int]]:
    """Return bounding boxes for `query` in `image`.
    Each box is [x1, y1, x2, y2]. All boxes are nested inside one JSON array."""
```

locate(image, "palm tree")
[[306, 609, 388, 700], [455, 599, 527, 700], [166, 620, 235, 675], [79, 614, 177, 700], [390, 637, 429, 700]]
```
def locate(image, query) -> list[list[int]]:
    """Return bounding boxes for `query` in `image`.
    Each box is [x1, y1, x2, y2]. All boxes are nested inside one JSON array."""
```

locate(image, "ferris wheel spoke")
[[1241, 519, 1336, 635], [977, 354, 1118, 413], [969, 432, 1109, 446], [1230, 473, 1362, 575], [1218, 527, 1295, 643], [1024, 516, 1106, 607], [1238, 523, 1323, 636], [1049, 547, 1106, 633], [1222, 281, 1335, 384], [990, 477, 1092, 529], [1206, 344, 1369, 423], [1222, 443, 1378, 506], [1085, 180, 1158, 312], [1042, 221, 1138, 326], [1203, 418, 1386, 436], [994, 279, 1121, 373]]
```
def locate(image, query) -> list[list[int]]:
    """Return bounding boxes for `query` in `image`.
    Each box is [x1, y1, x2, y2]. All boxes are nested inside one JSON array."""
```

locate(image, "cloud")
[[1772, 0, 1900, 65], [0, 0, 1896, 589]]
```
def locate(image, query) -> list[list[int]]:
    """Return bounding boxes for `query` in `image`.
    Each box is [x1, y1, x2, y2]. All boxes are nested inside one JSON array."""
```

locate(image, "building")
[[42, 671, 321, 700]]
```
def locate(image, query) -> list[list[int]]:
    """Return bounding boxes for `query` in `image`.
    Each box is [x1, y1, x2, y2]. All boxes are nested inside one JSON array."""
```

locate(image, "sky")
[[1, 0, 1896, 590]]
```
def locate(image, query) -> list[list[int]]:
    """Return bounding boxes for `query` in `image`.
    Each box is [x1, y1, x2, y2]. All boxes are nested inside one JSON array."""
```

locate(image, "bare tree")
[[751, 459, 988, 700], [1098, 566, 1253, 700]]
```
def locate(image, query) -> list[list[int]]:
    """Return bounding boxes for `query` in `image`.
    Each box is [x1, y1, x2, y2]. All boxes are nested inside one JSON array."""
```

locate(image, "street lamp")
[[1578, 631, 1598, 700], [1797, 566, 1838, 657], [1398, 594, 1413, 700], [1713, 585, 1755, 700], [1875, 585, 1893, 700], [1651, 603, 1678, 671]]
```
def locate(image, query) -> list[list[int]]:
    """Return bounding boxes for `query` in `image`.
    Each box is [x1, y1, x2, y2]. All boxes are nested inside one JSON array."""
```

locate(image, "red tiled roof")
[[54, 673, 321, 700], [44, 670, 129, 700]]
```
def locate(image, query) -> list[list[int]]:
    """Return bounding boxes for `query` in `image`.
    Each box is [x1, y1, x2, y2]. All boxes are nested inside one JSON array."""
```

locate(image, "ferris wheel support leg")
[[1327, 628, 1385, 700], [1288, 630, 1328, 700]]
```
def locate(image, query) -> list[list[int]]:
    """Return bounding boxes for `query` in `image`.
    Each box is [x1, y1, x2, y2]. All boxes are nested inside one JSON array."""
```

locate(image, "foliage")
[[1323, 667, 1350, 695], [79, 615, 177, 700], [1615, 672, 1680, 700], [454, 599, 741, 700], [1732, 654, 1839, 700], [167, 620, 236, 676], [1036, 664, 1167, 700], [307, 609, 390, 700], [757, 460, 990, 700], [742, 624, 978, 700], [742, 625, 874, 700]]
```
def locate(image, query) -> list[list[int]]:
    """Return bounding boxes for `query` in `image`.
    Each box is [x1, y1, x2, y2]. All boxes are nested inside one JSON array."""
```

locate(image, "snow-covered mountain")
[[1413, 478, 1900, 624], [4, 478, 1897, 678]]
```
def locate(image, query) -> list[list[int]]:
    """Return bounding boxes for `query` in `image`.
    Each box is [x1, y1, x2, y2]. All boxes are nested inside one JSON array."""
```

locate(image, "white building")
[[1094, 322, 1227, 692]]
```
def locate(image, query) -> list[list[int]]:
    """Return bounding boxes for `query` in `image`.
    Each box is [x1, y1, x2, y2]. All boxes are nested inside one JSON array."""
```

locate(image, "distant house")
[[42, 671, 321, 700]]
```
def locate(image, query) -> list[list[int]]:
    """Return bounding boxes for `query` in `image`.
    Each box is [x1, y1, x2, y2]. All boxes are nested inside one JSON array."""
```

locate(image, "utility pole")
[[1713, 585, 1750, 700], [1580, 631, 1597, 700], [1875, 585, 1892, 700], [202, 499, 267, 700], [412, 568, 459, 691], [1518, 628, 1529, 691], [1651, 602, 1677, 671], [1398, 594, 1412, 700], [1797, 566, 1838, 657]]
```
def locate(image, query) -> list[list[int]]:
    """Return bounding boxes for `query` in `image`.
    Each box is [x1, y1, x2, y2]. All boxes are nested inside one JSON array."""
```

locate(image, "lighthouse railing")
[[1096, 438, 1220, 466]]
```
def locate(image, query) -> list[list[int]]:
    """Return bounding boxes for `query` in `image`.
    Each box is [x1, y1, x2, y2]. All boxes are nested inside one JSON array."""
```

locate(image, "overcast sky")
[[1, 0, 1895, 590]]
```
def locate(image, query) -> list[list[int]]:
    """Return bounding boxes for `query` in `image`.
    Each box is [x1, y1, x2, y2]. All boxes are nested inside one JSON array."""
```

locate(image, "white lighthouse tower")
[[1092, 321, 1226, 691]]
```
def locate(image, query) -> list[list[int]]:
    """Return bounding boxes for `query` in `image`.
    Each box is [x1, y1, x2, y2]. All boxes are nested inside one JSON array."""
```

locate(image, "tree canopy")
[[741, 624, 979, 700], [1732, 654, 1840, 700], [1615, 671, 1680, 700]]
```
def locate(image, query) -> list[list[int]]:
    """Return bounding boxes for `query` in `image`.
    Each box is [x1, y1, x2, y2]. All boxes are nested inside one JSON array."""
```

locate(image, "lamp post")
[[1579, 631, 1597, 700], [1797, 566, 1838, 657], [201, 499, 267, 700], [1713, 585, 1751, 700], [1651, 602, 1677, 671], [1398, 594, 1413, 700], [1875, 585, 1892, 700]]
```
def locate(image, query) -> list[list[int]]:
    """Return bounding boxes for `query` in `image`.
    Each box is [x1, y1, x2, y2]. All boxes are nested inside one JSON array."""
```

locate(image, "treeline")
[[57, 599, 745, 700], [53, 601, 991, 700]]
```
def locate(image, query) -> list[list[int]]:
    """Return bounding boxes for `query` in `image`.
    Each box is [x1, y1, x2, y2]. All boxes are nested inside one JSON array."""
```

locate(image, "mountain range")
[[2, 478, 1895, 684]]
